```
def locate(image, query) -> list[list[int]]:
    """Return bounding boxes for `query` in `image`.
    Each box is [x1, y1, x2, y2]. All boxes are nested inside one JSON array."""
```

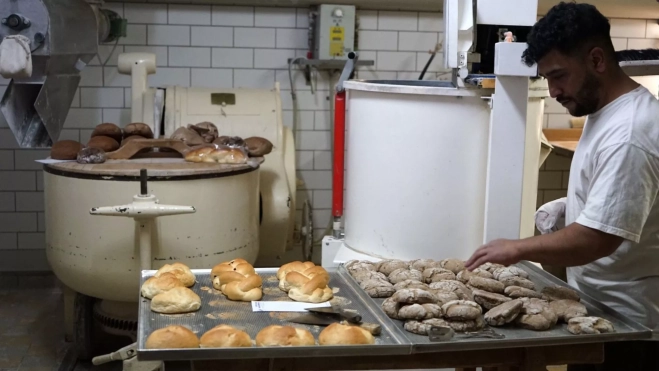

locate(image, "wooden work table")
[[543, 129, 583, 158]]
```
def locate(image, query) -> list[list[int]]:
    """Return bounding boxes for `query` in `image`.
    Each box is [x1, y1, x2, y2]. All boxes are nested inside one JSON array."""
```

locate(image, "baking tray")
[[339, 261, 652, 354], [137, 268, 412, 361]]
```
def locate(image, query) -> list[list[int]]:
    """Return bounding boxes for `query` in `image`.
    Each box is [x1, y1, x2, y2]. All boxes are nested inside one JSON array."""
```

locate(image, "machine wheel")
[[73, 292, 97, 360], [301, 200, 314, 261]]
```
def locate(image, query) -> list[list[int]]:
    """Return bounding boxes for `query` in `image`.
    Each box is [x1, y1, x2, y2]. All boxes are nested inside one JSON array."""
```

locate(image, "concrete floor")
[[0, 275, 69, 371], [0, 274, 568, 371]]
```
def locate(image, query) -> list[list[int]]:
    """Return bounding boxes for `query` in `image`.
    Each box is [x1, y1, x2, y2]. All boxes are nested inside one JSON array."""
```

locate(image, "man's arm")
[[465, 223, 623, 270]]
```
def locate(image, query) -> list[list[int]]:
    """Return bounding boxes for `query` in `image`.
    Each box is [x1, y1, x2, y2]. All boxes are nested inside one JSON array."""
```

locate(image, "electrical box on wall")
[[313, 4, 356, 60]]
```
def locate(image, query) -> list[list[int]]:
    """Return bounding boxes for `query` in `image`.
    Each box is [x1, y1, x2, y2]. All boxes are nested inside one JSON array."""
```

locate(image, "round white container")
[[43, 159, 260, 303], [343, 80, 491, 261]]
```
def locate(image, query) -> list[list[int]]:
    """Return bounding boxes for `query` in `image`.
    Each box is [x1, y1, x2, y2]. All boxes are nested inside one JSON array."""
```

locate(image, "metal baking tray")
[[137, 267, 412, 361], [339, 261, 652, 354]]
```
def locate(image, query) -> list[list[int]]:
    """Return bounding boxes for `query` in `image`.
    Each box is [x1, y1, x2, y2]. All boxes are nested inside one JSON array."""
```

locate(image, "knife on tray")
[[286, 305, 381, 336]]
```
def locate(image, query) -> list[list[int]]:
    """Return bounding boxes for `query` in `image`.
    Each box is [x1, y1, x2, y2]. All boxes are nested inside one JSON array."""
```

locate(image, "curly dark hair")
[[522, 1, 615, 67]]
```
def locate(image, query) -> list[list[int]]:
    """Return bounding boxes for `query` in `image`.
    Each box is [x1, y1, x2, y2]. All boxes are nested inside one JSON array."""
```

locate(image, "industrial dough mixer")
[[39, 52, 297, 359]]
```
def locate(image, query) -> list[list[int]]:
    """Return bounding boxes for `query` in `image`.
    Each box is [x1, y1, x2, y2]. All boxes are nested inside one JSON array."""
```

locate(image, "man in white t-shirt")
[[465, 3, 659, 370]]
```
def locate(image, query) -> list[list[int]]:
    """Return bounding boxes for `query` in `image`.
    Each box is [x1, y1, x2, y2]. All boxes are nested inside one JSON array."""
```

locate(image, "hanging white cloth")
[[0, 35, 32, 79]]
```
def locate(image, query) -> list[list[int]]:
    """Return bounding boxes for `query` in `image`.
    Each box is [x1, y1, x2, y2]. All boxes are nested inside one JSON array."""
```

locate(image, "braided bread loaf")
[[211, 259, 263, 302], [276, 261, 316, 280], [279, 266, 330, 293], [288, 274, 334, 303], [184, 145, 247, 164]]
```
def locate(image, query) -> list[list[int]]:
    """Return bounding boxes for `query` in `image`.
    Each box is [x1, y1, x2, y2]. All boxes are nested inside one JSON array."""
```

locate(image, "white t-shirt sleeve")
[[576, 143, 659, 243]]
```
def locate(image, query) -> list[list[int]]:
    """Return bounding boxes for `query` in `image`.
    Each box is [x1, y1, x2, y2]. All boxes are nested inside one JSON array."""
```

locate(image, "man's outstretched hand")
[[464, 239, 522, 271]]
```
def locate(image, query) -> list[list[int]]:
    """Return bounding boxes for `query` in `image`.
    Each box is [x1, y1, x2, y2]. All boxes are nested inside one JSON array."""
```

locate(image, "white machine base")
[[321, 236, 382, 269]]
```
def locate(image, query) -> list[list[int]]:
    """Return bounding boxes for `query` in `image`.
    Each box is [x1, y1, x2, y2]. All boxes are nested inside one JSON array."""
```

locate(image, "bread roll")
[[200, 325, 252, 348], [244, 136, 273, 156], [154, 262, 195, 287], [318, 323, 375, 345], [255, 325, 315, 347], [189, 122, 218, 143], [77, 147, 106, 164], [87, 136, 120, 152], [124, 123, 153, 138], [51, 140, 84, 160], [91, 123, 123, 142], [141, 272, 185, 299], [150, 287, 201, 314], [171, 127, 204, 146], [145, 325, 199, 349]]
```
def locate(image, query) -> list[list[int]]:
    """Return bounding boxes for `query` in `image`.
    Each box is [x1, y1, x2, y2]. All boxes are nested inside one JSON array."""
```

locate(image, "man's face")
[[538, 49, 602, 117]]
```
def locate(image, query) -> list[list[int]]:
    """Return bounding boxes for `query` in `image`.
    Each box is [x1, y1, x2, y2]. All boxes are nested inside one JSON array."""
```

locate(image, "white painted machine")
[[322, 0, 551, 267]]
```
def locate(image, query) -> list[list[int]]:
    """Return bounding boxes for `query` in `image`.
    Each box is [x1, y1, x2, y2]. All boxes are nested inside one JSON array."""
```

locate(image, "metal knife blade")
[[304, 306, 362, 323], [287, 314, 381, 335]]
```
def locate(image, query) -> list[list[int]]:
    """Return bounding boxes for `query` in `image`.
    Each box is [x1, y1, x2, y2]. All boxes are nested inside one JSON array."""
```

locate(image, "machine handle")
[[140, 168, 148, 195]]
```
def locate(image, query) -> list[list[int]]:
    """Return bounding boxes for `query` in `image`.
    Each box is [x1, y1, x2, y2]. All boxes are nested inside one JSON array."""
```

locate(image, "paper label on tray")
[[251, 301, 331, 312]]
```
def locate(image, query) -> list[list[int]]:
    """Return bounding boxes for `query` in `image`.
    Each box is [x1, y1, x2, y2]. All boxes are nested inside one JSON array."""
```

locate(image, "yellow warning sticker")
[[329, 26, 345, 57]]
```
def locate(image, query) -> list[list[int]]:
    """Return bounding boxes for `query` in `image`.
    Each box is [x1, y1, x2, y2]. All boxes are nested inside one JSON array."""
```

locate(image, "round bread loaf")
[[255, 325, 315, 346], [141, 272, 185, 299], [150, 287, 201, 314], [87, 136, 119, 152], [200, 325, 252, 348], [124, 123, 153, 138], [77, 147, 106, 164], [318, 323, 375, 345], [91, 123, 123, 142], [51, 140, 84, 160], [244, 136, 273, 156], [145, 325, 199, 349], [154, 262, 195, 287]]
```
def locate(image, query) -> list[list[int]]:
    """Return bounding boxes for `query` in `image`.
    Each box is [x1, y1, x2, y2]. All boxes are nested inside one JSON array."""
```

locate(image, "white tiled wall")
[[0, 4, 658, 271]]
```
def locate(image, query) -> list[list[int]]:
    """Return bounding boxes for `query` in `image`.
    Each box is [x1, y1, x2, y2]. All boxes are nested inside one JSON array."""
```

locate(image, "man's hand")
[[465, 239, 522, 271]]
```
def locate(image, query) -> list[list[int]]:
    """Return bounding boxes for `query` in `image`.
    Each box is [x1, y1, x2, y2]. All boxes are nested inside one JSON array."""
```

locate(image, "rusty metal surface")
[[137, 268, 411, 361]]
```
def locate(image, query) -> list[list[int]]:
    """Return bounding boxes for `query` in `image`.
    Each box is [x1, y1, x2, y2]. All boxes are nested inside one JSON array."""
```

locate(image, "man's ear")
[[589, 47, 607, 73]]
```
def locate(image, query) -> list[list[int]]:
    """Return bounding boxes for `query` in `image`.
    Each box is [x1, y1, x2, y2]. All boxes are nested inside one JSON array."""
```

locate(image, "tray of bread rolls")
[[342, 259, 652, 353], [136, 260, 412, 361]]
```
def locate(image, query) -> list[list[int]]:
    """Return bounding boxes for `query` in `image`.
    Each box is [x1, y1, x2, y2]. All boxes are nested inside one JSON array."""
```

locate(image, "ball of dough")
[[200, 325, 252, 348], [422, 268, 456, 283], [388, 268, 423, 284], [515, 298, 558, 331], [541, 286, 581, 302], [393, 279, 429, 291], [255, 325, 315, 346], [408, 259, 442, 272], [150, 287, 201, 314], [155, 262, 195, 287], [124, 123, 154, 138], [467, 276, 505, 294], [51, 140, 84, 160], [145, 325, 199, 349], [87, 136, 120, 152], [244, 136, 273, 156], [404, 318, 451, 335], [359, 279, 395, 298], [472, 289, 512, 310], [504, 285, 544, 299], [391, 288, 437, 305], [439, 258, 465, 274], [91, 123, 123, 142], [567, 316, 614, 335], [549, 299, 588, 322], [319, 323, 375, 345], [141, 272, 185, 299]]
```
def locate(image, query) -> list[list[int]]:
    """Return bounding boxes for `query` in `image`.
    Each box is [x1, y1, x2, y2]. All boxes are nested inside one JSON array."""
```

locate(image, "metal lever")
[[89, 168, 196, 271], [92, 342, 137, 365], [335, 52, 359, 93]]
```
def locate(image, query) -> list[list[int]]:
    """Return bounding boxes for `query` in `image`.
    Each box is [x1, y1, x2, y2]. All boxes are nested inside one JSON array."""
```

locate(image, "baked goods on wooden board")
[[276, 261, 334, 303], [49, 121, 274, 163], [345, 258, 615, 336], [210, 259, 263, 302]]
